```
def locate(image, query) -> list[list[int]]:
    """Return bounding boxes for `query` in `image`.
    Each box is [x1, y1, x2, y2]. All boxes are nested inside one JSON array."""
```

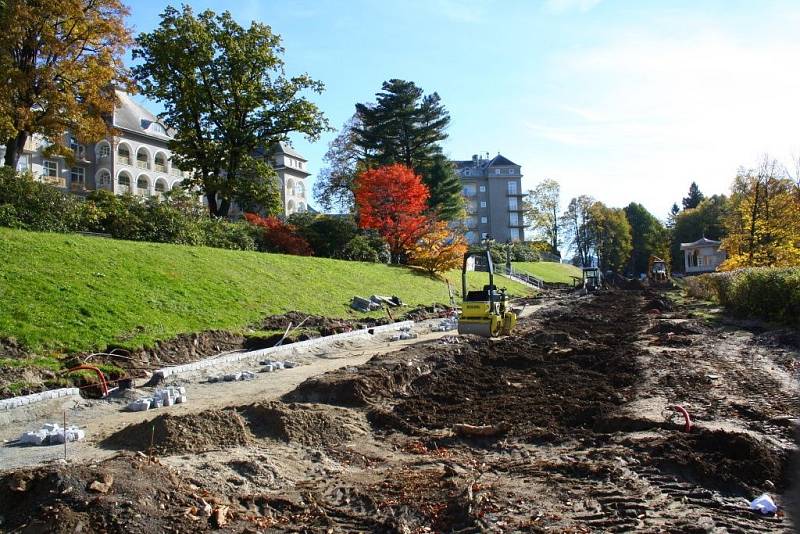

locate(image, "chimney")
[[472, 154, 478, 166]]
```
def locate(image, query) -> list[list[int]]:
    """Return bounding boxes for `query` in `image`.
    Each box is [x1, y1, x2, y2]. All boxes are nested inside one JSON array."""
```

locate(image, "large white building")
[[3, 90, 309, 216]]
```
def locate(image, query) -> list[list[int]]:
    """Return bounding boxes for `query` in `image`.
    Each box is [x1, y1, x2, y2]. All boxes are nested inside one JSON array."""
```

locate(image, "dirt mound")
[[102, 409, 252, 454], [284, 350, 436, 406], [0, 454, 207, 533], [635, 429, 792, 492], [243, 401, 367, 446], [644, 297, 673, 312], [647, 320, 702, 336], [289, 291, 644, 441]]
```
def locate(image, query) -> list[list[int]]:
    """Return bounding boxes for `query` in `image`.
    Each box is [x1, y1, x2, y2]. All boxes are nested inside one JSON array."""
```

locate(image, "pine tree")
[[423, 156, 464, 221], [353, 79, 458, 220], [682, 182, 705, 210]]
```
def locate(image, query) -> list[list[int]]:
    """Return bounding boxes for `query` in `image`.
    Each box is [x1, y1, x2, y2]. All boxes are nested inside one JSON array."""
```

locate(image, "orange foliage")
[[244, 213, 313, 256], [354, 164, 430, 261], [409, 220, 468, 274]]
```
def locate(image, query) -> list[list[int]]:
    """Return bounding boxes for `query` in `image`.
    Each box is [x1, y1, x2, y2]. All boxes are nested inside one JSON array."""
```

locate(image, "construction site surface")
[[1, 288, 798, 532]]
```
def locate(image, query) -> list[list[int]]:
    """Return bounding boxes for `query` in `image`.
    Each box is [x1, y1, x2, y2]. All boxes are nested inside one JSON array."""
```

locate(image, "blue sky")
[[126, 0, 800, 218]]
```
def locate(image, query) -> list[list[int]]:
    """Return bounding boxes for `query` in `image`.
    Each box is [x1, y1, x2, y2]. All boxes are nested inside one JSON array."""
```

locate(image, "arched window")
[[154, 152, 167, 173], [286, 178, 294, 194], [118, 144, 131, 165], [287, 199, 296, 214], [294, 181, 305, 197], [117, 171, 132, 193], [96, 141, 111, 160], [136, 147, 150, 170], [155, 178, 168, 195], [298, 202, 306, 213], [136, 175, 150, 195]]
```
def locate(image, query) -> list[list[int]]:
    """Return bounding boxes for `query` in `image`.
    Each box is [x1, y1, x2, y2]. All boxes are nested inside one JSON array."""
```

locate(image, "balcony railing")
[[137, 188, 149, 196], [154, 163, 167, 173], [40, 176, 66, 187], [70, 182, 95, 193], [136, 160, 150, 170], [118, 156, 131, 165]]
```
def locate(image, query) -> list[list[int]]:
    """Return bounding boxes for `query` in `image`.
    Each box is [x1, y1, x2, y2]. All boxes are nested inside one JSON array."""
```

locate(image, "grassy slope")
[[513, 261, 583, 284], [0, 228, 531, 353]]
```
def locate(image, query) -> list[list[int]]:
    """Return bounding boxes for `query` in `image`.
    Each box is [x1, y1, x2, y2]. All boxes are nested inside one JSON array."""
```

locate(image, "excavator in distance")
[[457, 249, 517, 337], [647, 255, 671, 287]]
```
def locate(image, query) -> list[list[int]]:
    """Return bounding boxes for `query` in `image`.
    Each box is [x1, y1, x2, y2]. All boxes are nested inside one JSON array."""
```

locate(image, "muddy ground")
[[1, 289, 798, 532]]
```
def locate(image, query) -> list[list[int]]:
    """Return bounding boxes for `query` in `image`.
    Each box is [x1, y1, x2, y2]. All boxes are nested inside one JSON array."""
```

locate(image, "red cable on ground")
[[672, 404, 692, 432]]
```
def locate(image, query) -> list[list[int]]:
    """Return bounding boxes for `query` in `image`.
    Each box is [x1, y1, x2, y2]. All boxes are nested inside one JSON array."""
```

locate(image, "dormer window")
[[150, 122, 166, 134]]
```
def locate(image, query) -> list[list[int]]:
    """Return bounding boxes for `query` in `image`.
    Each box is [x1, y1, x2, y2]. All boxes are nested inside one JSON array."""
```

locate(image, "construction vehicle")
[[647, 255, 671, 286], [647, 255, 672, 287], [458, 249, 517, 337], [582, 267, 602, 292]]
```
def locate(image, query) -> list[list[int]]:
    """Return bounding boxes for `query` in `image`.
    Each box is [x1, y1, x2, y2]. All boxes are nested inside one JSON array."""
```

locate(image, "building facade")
[[3, 91, 308, 217], [453, 153, 524, 244], [680, 237, 727, 273]]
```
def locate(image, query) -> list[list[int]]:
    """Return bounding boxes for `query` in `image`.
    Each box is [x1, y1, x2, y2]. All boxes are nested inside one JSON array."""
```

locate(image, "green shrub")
[[686, 268, 800, 325], [199, 218, 256, 250], [337, 235, 381, 262], [0, 168, 87, 231]]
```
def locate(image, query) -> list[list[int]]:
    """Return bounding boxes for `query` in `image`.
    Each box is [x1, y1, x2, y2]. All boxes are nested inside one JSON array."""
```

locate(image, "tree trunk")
[[3, 131, 28, 169], [206, 190, 219, 217]]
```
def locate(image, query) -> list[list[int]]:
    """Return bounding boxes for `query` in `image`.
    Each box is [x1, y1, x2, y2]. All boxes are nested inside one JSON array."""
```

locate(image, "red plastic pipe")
[[66, 365, 109, 397], [672, 405, 692, 432]]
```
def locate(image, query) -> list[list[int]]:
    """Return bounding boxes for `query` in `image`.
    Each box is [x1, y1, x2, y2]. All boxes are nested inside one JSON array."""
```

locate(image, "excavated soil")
[[101, 409, 253, 455], [2, 288, 798, 533], [243, 401, 369, 446]]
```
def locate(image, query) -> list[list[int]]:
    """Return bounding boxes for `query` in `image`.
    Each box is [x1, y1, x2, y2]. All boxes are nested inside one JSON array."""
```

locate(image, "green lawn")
[[0, 228, 531, 353], [513, 261, 583, 284]]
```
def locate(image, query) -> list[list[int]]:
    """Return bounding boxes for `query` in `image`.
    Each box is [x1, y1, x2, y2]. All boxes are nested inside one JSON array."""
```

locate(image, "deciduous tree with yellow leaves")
[[720, 156, 800, 269], [408, 220, 468, 275], [0, 0, 132, 169]]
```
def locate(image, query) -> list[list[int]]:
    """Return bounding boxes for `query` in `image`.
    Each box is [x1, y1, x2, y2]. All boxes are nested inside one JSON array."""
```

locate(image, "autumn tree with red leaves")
[[354, 164, 430, 263], [244, 213, 313, 256]]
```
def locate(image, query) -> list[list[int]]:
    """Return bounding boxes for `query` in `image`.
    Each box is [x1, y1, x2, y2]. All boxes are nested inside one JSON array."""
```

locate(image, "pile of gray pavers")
[[351, 295, 403, 312], [434, 316, 459, 332], [390, 325, 417, 341], [20, 423, 85, 445], [260, 359, 300, 372], [208, 371, 257, 383], [126, 386, 187, 412]]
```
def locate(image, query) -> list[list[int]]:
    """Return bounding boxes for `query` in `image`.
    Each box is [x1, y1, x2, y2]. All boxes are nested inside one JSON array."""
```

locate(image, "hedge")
[[684, 267, 800, 325]]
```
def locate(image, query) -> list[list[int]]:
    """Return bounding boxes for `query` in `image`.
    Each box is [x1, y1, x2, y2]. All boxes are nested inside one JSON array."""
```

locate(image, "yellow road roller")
[[458, 249, 517, 337]]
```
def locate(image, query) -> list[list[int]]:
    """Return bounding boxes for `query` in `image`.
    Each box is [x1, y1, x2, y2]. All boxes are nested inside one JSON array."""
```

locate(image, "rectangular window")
[[463, 183, 477, 196], [481, 216, 488, 224], [510, 228, 521, 241], [480, 201, 487, 208], [479, 185, 486, 192], [43, 160, 58, 177], [508, 197, 518, 210], [510, 213, 519, 226], [508, 168, 515, 175], [507, 181, 517, 195], [71, 166, 85, 183], [494, 169, 501, 175], [466, 200, 478, 213], [70, 166, 84, 183]]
